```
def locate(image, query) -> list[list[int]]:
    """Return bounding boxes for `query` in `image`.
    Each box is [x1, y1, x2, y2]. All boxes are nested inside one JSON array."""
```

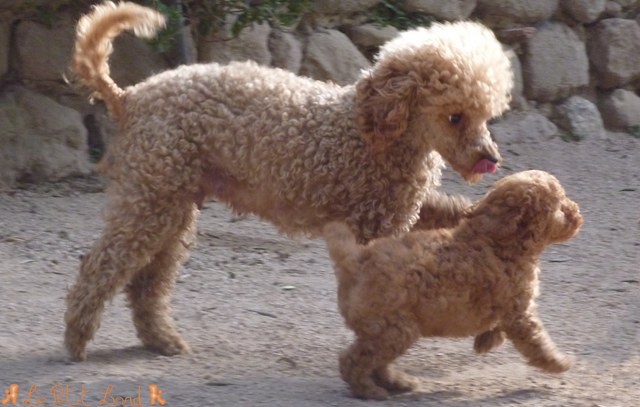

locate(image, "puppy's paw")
[[374, 367, 420, 393], [350, 385, 390, 401], [534, 353, 573, 374], [474, 329, 506, 354], [529, 353, 574, 373]]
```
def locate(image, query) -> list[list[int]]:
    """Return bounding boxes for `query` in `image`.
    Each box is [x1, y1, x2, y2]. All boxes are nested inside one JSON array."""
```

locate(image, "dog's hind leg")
[[64, 194, 195, 361], [125, 205, 199, 356]]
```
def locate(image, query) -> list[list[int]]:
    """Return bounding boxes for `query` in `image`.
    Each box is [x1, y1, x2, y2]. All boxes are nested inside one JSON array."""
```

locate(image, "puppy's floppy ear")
[[356, 63, 417, 155], [472, 199, 526, 242], [471, 186, 543, 243]]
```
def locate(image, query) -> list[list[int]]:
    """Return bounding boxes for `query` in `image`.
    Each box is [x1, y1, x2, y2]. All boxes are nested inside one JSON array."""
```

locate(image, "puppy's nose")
[[485, 155, 499, 164]]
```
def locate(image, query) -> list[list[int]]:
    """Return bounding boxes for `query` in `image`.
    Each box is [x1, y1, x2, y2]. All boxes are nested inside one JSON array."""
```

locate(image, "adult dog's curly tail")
[[323, 222, 362, 286], [72, 1, 165, 120]]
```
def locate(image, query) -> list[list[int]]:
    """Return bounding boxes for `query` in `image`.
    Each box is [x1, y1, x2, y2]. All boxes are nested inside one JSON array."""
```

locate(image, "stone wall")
[[1, 0, 639, 189]]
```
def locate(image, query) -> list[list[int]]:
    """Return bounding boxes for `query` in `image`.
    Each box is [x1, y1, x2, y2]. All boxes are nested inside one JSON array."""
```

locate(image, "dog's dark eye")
[[448, 113, 462, 124]]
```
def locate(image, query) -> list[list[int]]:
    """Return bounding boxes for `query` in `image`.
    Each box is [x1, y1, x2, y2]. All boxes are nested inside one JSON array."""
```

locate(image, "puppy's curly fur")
[[324, 170, 583, 400], [64, 1, 513, 361]]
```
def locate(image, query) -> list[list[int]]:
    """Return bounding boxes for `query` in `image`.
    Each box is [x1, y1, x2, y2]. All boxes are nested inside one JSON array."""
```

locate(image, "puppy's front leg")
[[413, 192, 471, 230], [505, 313, 572, 373]]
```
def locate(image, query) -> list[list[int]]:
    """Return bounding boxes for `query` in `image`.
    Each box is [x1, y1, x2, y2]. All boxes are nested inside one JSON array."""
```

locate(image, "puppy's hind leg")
[[340, 338, 391, 400], [373, 365, 420, 395], [340, 322, 419, 400], [505, 313, 572, 373], [371, 323, 421, 394], [474, 327, 506, 354], [125, 205, 199, 356], [64, 194, 194, 361]]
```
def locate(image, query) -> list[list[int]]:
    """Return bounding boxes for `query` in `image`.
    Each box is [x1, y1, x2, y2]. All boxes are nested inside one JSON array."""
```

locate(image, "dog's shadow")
[[72, 346, 162, 364], [36, 345, 169, 368], [4, 346, 172, 387], [478, 388, 553, 406], [395, 387, 552, 406], [12, 349, 554, 406]]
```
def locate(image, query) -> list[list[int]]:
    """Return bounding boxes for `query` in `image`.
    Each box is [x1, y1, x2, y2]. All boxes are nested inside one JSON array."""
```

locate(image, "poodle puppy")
[[324, 170, 583, 400], [65, 1, 513, 361]]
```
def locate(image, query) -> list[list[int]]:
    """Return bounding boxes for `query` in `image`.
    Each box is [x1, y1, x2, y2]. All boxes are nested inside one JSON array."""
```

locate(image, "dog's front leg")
[[412, 192, 471, 230], [504, 313, 572, 373]]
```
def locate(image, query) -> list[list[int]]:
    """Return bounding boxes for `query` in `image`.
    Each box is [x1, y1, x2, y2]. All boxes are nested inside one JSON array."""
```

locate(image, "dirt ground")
[[1, 132, 639, 407]]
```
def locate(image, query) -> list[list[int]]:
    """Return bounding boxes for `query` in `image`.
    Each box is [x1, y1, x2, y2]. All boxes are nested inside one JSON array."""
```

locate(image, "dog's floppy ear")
[[355, 63, 417, 155]]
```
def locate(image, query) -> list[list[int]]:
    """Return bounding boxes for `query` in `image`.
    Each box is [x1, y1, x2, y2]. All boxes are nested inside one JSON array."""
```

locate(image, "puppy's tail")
[[71, 1, 166, 120], [323, 222, 362, 285]]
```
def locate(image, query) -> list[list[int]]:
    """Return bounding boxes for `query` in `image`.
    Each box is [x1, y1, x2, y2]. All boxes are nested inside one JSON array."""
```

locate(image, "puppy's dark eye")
[[448, 113, 462, 124]]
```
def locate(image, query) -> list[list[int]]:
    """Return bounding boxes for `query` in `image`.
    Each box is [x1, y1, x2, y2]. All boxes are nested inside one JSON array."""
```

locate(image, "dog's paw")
[[64, 332, 89, 362], [143, 335, 191, 356], [154, 341, 191, 356], [66, 348, 88, 363]]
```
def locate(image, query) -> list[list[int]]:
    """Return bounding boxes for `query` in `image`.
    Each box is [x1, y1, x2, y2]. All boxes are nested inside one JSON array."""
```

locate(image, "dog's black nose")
[[485, 155, 499, 164]]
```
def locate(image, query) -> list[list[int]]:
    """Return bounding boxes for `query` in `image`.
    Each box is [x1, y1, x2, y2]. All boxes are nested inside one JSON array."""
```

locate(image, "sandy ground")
[[1, 133, 639, 407]]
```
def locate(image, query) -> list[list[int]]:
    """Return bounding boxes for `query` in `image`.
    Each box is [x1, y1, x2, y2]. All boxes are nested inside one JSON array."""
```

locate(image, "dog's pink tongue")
[[472, 158, 497, 174]]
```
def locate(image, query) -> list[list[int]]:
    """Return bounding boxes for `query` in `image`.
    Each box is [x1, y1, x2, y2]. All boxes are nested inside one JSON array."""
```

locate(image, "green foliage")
[[368, 0, 432, 31], [145, 0, 310, 52], [559, 130, 579, 142], [147, 1, 185, 53], [32, 6, 60, 27], [226, 0, 309, 37], [17, 0, 309, 50], [88, 146, 104, 163], [628, 125, 640, 139], [150, 0, 309, 38], [17, 0, 88, 27]]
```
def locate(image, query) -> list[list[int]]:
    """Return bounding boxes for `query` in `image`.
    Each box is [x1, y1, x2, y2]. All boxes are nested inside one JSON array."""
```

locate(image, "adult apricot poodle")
[[324, 170, 583, 400], [65, 1, 513, 361]]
